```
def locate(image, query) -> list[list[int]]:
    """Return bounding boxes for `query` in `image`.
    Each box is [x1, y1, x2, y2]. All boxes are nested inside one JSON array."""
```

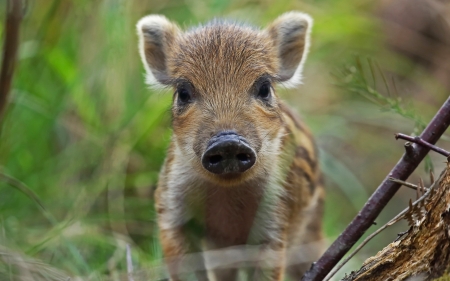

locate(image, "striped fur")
[[137, 12, 324, 281]]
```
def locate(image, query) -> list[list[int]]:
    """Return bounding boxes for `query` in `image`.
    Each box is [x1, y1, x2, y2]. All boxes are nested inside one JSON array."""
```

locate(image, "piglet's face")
[[137, 13, 312, 185]]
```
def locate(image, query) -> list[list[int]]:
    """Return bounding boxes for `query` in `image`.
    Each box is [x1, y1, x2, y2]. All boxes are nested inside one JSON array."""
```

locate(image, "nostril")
[[209, 155, 223, 164], [236, 153, 250, 162], [202, 132, 256, 174]]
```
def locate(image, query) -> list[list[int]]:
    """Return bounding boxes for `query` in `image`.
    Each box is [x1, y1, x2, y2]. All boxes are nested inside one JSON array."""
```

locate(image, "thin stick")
[[323, 171, 442, 281], [302, 96, 450, 281], [0, 0, 23, 120], [388, 177, 422, 191], [395, 133, 450, 157]]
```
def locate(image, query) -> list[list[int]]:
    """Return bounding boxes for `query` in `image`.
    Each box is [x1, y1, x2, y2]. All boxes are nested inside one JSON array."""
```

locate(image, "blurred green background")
[[1, 0, 449, 280]]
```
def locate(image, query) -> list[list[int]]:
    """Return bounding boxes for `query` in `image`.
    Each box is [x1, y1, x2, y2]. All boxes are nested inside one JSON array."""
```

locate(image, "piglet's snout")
[[201, 131, 256, 174]]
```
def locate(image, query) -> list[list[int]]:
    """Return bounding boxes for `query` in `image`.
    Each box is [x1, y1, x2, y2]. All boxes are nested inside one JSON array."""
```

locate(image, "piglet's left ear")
[[266, 12, 313, 88]]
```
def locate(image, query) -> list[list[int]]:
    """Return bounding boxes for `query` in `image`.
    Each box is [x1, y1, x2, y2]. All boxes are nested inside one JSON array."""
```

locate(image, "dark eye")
[[258, 82, 272, 100], [177, 88, 192, 104]]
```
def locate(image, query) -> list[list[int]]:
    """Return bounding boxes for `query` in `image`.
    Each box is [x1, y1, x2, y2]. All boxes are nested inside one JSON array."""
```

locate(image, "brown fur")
[[137, 12, 324, 281]]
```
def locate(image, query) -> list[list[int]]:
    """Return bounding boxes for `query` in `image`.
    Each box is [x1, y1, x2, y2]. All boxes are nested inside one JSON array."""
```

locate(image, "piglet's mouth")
[[201, 131, 256, 175]]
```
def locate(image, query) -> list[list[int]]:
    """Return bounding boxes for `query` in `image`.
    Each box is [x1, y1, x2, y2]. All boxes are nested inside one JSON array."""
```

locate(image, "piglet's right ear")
[[137, 15, 180, 86]]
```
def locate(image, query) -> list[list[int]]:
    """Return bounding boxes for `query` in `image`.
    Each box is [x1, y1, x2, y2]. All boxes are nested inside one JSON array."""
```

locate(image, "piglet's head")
[[137, 12, 312, 185]]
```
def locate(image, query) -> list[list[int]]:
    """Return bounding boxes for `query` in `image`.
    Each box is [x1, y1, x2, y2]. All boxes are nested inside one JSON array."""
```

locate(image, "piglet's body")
[[137, 12, 325, 281]]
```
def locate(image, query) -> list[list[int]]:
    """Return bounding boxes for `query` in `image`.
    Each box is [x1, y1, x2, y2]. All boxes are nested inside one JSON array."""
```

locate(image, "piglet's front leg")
[[249, 227, 288, 281], [159, 226, 188, 281], [159, 226, 209, 281], [156, 190, 208, 281]]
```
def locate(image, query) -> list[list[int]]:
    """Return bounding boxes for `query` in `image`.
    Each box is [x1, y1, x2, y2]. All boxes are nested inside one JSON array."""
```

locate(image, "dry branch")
[[395, 133, 450, 158], [303, 96, 450, 281], [323, 171, 439, 281], [342, 162, 450, 281], [388, 177, 422, 191]]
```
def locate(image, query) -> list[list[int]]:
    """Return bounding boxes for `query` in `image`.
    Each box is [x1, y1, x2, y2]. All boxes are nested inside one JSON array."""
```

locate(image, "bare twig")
[[395, 133, 450, 157], [323, 170, 443, 281], [388, 177, 422, 191], [0, 0, 24, 120], [302, 96, 450, 281]]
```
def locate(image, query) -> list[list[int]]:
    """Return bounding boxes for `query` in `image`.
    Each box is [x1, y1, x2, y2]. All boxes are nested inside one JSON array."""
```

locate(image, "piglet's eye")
[[258, 82, 271, 100], [177, 88, 192, 104]]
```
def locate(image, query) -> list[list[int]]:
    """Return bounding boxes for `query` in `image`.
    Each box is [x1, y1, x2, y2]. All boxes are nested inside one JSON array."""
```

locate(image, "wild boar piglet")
[[136, 11, 325, 281]]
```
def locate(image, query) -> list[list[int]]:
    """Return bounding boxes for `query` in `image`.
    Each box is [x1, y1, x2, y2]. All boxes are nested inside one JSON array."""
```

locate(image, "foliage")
[[334, 57, 435, 171]]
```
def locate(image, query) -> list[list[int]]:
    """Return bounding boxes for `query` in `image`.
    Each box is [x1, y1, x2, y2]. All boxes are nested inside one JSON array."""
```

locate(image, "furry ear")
[[136, 15, 180, 86], [266, 12, 313, 88]]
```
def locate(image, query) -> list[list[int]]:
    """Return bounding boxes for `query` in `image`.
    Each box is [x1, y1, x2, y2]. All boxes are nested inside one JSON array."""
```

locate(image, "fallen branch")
[[0, 0, 24, 120], [324, 170, 442, 281], [302, 96, 450, 281], [342, 163, 450, 281]]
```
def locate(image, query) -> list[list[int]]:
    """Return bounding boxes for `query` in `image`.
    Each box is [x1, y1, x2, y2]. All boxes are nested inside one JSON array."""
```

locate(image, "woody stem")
[[395, 133, 450, 158]]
